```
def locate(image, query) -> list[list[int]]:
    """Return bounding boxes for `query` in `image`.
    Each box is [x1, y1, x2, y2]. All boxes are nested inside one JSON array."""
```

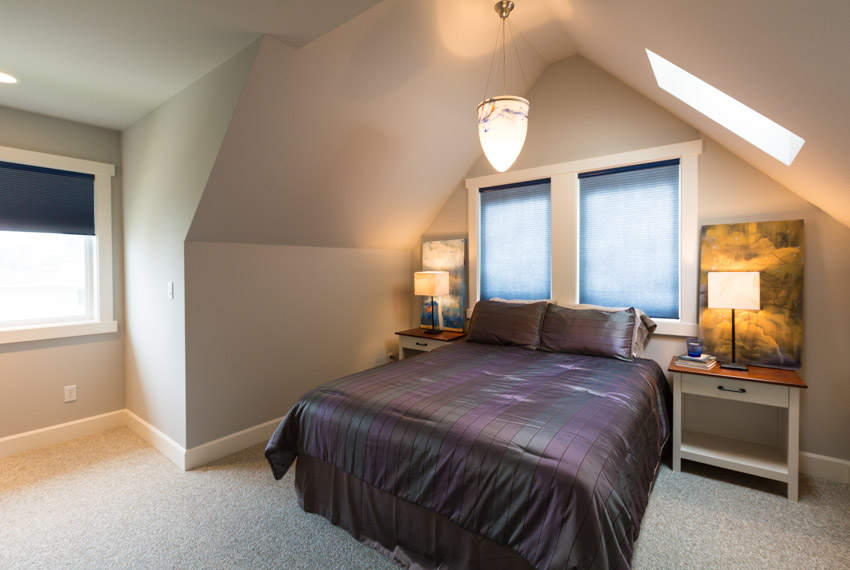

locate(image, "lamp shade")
[[707, 271, 760, 310], [477, 96, 530, 172], [414, 271, 450, 297]]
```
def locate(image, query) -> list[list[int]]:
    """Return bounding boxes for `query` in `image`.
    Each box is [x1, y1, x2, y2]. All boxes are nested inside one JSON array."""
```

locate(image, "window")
[[0, 231, 93, 325], [0, 146, 116, 343], [646, 50, 804, 166], [578, 160, 680, 319], [468, 140, 701, 336], [479, 179, 551, 300]]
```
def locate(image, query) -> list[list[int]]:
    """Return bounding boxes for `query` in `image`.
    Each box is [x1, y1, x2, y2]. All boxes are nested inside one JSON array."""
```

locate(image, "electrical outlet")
[[64, 385, 77, 403]]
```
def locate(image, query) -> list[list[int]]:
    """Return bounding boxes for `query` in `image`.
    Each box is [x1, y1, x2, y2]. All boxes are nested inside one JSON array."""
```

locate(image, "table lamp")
[[707, 271, 760, 370], [414, 271, 450, 334]]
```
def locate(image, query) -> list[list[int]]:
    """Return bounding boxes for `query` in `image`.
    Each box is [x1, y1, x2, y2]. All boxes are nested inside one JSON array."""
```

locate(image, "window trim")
[[0, 145, 117, 344], [467, 140, 702, 337]]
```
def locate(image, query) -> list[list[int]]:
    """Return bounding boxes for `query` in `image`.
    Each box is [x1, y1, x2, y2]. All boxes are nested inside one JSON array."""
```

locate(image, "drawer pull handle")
[[717, 385, 746, 394], [416, 342, 428, 346]]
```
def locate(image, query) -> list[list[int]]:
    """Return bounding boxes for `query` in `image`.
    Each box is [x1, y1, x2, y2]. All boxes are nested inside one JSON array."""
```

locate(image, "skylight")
[[646, 49, 804, 166]]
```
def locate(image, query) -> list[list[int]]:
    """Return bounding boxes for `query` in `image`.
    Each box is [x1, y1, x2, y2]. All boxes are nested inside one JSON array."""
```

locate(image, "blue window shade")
[[0, 161, 95, 236], [480, 179, 551, 300], [578, 160, 680, 319]]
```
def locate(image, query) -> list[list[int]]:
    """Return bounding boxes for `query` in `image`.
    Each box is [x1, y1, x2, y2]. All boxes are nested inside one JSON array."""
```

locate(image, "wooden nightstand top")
[[668, 357, 807, 389], [395, 328, 466, 342]]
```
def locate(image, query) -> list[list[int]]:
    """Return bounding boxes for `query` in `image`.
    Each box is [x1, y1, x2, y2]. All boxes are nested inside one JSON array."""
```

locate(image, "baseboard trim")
[[184, 417, 283, 471], [1, 410, 282, 472], [10, 412, 843, 484], [801, 451, 850, 484], [123, 409, 187, 471], [0, 410, 125, 459]]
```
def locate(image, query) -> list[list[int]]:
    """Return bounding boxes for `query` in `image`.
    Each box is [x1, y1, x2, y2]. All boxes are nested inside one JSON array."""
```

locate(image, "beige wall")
[[184, 242, 410, 448], [121, 42, 259, 447], [418, 56, 850, 461], [0, 106, 124, 438]]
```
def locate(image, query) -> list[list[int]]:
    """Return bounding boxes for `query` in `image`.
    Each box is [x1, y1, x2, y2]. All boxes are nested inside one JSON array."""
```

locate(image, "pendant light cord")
[[506, 18, 528, 93], [482, 19, 503, 101], [501, 17, 507, 95], [481, 9, 527, 101]]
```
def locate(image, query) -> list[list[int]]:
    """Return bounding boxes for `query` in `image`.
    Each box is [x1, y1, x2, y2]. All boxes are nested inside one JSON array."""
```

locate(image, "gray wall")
[[184, 242, 410, 448], [121, 42, 259, 447], [0, 106, 124, 438], [419, 56, 850, 462]]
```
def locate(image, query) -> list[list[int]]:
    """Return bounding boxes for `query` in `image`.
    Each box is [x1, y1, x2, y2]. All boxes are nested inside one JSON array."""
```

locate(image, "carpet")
[[1, 427, 848, 569]]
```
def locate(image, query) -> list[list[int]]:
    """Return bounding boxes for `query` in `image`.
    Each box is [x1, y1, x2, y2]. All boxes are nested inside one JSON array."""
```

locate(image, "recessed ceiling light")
[[0, 71, 18, 84], [646, 49, 804, 166]]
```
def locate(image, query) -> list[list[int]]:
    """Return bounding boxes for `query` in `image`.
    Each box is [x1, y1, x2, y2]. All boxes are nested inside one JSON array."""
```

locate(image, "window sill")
[[0, 320, 118, 345], [653, 320, 699, 337]]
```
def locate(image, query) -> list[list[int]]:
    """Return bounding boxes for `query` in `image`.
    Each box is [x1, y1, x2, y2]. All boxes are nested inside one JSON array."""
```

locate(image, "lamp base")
[[423, 328, 443, 335], [719, 362, 748, 371]]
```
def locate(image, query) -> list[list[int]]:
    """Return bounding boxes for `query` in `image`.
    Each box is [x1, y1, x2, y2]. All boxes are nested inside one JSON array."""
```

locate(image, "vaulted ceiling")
[[1, 0, 848, 233]]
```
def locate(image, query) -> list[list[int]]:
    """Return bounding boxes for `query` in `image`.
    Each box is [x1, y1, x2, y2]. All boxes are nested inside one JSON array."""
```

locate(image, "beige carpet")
[[1, 427, 848, 569]]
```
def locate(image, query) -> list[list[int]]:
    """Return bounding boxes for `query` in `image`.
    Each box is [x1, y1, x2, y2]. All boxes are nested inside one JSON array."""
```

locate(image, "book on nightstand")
[[674, 354, 718, 369]]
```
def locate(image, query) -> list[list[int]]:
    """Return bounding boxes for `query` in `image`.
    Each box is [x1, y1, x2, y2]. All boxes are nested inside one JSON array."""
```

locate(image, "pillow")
[[540, 304, 637, 361], [467, 300, 548, 349], [489, 297, 558, 305], [556, 303, 657, 358]]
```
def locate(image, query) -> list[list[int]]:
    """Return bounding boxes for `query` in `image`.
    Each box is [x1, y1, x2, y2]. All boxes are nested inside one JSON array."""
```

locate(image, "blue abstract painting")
[[420, 239, 466, 332]]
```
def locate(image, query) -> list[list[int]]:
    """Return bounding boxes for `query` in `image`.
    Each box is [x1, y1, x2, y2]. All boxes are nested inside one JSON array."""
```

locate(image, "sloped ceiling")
[[191, 0, 850, 249], [0, 0, 847, 233], [0, 0, 381, 129], [564, 0, 850, 229], [187, 0, 575, 249]]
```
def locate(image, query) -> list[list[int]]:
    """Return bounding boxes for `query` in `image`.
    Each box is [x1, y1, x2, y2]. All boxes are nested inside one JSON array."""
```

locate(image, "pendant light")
[[477, 1, 529, 173]]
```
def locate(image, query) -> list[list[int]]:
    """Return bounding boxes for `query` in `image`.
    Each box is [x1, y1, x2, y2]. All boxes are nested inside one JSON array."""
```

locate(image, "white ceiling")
[[0, 0, 382, 129], [1, 0, 848, 228]]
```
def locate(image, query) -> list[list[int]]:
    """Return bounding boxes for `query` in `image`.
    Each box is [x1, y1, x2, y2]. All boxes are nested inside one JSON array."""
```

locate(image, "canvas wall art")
[[699, 219, 804, 368], [421, 239, 466, 332]]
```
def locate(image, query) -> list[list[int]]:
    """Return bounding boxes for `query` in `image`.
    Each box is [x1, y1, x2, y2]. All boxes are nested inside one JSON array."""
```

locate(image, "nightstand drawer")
[[400, 335, 443, 352], [682, 374, 789, 408]]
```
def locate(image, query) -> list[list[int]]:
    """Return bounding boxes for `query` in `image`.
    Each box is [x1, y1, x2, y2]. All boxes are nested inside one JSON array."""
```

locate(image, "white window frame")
[[467, 140, 702, 337], [0, 145, 117, 344]]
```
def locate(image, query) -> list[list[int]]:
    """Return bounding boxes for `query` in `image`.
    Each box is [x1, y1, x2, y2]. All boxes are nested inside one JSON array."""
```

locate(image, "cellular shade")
[[480, 179, 551, 300], [579, 160, 680, 319], [0, 160, 95, 235]]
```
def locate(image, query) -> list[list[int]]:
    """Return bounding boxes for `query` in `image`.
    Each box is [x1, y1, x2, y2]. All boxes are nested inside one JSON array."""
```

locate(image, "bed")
[[266, 300, 671, 569]]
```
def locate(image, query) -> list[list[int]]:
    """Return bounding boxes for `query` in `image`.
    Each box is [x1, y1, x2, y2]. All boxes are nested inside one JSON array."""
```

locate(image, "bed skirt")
[[295, 453, 534, 570]]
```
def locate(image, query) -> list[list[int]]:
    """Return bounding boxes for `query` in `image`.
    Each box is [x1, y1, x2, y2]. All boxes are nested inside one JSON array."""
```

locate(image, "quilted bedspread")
[[266, 341, 670, 569]]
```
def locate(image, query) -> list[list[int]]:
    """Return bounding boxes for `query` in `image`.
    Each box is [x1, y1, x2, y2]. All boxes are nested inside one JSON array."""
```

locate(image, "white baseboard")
[[184, 416, 283, 471], [123, 409, 188, 471], [7, 412, 845, 484], [1, 409, 283, 472], [801, 451, 850, 484], [0, 410, 125, 459]]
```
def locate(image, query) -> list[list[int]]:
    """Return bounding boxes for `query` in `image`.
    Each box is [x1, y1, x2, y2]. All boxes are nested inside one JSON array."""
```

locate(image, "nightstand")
[[668, 358, 807, 501], [395, 328, 466, 359]]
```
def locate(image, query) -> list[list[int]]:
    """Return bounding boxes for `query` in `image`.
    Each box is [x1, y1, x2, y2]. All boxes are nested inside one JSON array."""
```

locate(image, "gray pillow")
[[540, 304, 636, 361], [556, 303, 656, 357], [467, 300, 548, 349]]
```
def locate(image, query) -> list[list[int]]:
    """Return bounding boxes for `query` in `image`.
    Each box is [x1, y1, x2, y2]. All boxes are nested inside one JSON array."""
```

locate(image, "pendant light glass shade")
[[477, 95, 529, 172], [477, 2, 529, 173]]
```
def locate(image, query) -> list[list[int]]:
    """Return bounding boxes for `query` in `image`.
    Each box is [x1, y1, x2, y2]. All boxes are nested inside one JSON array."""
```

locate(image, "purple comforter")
[[266, 341, 670, 569]]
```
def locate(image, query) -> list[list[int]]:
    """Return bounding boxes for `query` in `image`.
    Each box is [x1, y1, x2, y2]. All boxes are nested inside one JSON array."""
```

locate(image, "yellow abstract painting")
[[699, 220, 804, 368]]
